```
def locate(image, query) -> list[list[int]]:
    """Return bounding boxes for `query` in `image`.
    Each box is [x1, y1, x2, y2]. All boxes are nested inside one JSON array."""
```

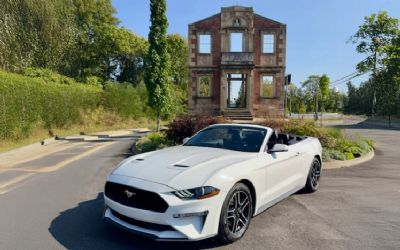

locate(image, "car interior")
[[222, 129, 265, 152], [267, 130, 306, 150]]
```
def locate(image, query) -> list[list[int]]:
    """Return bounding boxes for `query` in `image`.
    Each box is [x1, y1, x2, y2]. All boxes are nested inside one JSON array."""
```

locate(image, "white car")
[[104, 124, 322, 242]]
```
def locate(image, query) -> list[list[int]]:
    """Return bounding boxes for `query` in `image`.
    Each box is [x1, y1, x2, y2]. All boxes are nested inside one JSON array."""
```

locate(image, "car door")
[[261, 145, 303, 206]]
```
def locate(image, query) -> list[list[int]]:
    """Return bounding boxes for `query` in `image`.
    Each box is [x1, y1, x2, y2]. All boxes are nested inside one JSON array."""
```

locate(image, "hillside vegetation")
[[0, 70, 152, 142]]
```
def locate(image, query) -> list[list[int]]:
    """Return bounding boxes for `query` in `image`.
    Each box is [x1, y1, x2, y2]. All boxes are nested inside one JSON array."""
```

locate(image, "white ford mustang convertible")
[[104, 124, 322, 242]]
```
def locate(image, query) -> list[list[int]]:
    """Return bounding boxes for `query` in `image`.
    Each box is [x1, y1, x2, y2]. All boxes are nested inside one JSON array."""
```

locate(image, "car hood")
[[111, 146, 255, 189]]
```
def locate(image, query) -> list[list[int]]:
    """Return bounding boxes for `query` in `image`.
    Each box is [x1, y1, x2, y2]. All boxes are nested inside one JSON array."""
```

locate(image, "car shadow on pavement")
[[49, 193, 223, 250]]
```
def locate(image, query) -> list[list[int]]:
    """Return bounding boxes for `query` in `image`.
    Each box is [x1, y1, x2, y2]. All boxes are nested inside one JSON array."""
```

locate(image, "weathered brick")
[[189, 7, 286, 117]]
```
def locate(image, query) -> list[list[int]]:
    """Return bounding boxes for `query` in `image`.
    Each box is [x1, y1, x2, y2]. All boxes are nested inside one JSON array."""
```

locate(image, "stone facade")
[[188, 6, 287, 117]]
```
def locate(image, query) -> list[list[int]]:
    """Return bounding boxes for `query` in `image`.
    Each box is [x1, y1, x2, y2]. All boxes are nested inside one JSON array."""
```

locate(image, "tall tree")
[[318, 74, 330, 123], [113, 28, 148, 84], [351, 11, 399, 116], [351, 11, 399, 73], [0, 0, 77, 72], [144, 0, 172, 132], [302, 74, 330, 120], [302, 75, 320, 120], [71, 0, 120, 79], [166, 34, 189, 88], [376, 34, 400, 127]]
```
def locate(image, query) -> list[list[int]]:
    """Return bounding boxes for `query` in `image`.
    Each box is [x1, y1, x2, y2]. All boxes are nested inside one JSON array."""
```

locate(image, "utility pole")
[[314, 84, 319, 121], [284, 84, 287, 118], [289, 87, 292, 117], [284, 74, 291, 118], [371, 36, 380, 118]]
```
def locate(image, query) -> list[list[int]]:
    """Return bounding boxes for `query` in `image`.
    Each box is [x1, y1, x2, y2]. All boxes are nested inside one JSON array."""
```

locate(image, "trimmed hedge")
[[0, 70, 153, 140], [103, 81, 153, 119], [0, 71, 102, 139]]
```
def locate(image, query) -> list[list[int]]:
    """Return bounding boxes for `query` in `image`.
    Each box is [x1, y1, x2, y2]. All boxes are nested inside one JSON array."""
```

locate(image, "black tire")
[[304, 158, 321, 193], [217, 183, 253, 243]]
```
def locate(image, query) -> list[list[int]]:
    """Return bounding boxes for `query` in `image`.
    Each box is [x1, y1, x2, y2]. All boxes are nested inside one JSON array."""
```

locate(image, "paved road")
[[0, 124, 399, 249]]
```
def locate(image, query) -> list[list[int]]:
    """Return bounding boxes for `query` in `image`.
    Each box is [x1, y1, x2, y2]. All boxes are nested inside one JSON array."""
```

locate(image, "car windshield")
[[184, 126, 267, 152]]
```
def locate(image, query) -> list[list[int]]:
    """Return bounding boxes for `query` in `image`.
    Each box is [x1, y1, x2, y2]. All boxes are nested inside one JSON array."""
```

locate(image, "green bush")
[[322, 148, 331, 162], [277, 118, 373, 162], [327, 149, 346, 161], [0, 70, 157, 140], [103, 81, 153, 119], [22, 67, 78, 85], [135, 133, 171, 153], [0, 71, 101, 139], [345, 152, 355, 160]]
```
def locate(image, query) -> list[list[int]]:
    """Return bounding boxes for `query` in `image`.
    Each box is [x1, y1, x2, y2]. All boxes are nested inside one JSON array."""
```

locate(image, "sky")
[[111, 0, 400, 92]]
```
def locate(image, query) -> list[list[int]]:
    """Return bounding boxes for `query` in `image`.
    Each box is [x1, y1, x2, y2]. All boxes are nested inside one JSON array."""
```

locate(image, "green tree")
[[71, 0, 120, 79], [0, 0, 76, 72], [144, 0, 172, 132], [351, 11, 399, 73], [325, 88, 345, 113], [166, 34, 189, 114], [166, 34, 189, 88], [302, 75, 320, 120], [351, 11, 399, 116], [376, 34, 400, 126], [114, 29, 148, 84], [319, 74, 330, 123], [302, 75, 330, 120]]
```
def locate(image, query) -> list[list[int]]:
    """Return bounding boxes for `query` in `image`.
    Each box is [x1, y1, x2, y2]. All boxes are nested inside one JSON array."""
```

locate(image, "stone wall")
[[188, 6, 287, 117]]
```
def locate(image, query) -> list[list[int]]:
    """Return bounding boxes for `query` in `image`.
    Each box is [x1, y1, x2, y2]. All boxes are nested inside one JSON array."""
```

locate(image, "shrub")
[[0, 71, 157, 141], [135, 133, 171, 153], [22, 67, 77, 85], [364, 139, 375, 149], [327, 149, 346, 161], [345, 152, 355, 160], [166, 114, 225, 144], [322, 148, 331, 162], [266, 118, 374, 162], [103, 81, 153, 119], [0, 70, 101, 139]]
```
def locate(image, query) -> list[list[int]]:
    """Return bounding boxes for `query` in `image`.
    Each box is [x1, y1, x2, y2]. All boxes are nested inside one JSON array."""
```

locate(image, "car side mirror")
[[182, 137, 190, 144], [268, 144, 289, 153]]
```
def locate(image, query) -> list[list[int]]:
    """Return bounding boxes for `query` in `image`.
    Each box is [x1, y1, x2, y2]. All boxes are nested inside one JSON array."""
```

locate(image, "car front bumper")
[[103, 174, 225, 241]]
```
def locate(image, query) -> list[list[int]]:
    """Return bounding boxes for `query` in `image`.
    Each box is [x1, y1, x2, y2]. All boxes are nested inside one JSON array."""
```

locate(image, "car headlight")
[[172, 186, 220, 200]]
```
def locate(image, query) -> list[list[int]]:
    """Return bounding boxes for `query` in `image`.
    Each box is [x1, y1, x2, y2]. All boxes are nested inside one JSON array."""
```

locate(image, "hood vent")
[[173, 164, 190, 168]]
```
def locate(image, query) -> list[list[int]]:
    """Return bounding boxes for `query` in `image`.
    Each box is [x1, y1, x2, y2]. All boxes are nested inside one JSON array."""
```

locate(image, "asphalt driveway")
[[0, 123, 399, 249]]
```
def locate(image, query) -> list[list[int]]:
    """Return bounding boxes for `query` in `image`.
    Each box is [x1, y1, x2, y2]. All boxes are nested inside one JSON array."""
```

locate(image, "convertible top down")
[[104, 124, 322, 242]]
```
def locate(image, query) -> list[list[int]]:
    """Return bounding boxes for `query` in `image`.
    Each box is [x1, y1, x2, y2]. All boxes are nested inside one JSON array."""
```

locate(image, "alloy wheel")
[[310, 160, 321, 189], [225, 190, 251, 235]]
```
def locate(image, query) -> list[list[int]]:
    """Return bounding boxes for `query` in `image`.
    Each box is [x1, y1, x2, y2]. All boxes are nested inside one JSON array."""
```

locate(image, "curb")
[[0, 137, 59, 158], [323, 149, 375, 169]]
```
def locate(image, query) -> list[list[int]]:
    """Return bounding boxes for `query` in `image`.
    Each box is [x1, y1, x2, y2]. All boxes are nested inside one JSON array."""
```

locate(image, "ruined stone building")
[[188, 6, 287, 119]]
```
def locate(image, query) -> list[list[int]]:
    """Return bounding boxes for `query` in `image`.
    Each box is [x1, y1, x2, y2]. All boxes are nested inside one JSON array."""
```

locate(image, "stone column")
[[246, 70, 253, 110], [220, 70, 227, 111]]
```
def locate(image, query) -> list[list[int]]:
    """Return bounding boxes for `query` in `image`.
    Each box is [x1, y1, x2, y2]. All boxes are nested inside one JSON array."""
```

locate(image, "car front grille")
[[109, 208, 175, 232], [104, 181, 169, 213]]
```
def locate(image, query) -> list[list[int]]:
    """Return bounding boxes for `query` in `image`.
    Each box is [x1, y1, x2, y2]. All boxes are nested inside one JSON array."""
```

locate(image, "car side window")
[[266, 131, 277, 151]]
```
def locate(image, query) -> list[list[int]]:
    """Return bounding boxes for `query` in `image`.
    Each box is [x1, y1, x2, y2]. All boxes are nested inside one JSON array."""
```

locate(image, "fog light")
[[173, 210, 209, 218]]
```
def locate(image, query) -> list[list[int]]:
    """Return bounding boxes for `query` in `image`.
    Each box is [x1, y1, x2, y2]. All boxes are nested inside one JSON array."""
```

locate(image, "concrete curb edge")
[[323, 149, 375, 169]]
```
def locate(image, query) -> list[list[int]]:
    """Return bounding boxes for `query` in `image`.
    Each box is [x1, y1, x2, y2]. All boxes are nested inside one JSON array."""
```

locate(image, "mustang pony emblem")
[[124, 190, 136, 198]]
